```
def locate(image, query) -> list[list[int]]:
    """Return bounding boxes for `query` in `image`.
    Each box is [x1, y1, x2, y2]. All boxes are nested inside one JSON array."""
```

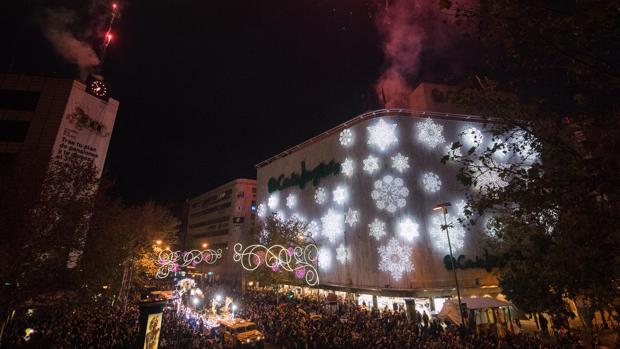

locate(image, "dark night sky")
[[1, 0, 465, 204]]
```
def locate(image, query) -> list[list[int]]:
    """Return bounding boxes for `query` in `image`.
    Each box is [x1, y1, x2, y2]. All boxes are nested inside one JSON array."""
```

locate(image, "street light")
[[155, 240, 162, 246], [433, 202, 465, 327], [202, 243, 208, 248]]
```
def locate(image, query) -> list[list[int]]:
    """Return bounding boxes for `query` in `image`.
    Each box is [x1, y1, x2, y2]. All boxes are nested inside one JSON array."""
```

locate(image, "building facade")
[[0, 73, 119, 179], [254, 85, 515, 311], [187, 179, 257, 284]]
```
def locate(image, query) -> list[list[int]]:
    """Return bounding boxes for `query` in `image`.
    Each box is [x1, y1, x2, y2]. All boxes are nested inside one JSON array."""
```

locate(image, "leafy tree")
[[439, 0, 620, 318]]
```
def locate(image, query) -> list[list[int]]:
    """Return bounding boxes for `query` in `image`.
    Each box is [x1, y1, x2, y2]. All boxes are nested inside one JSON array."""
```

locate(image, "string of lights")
[[155, 248, 223, 279]]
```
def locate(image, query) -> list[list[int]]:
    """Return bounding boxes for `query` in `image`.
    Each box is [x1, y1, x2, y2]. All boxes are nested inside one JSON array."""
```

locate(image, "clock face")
[[89, 80, 108, 97]]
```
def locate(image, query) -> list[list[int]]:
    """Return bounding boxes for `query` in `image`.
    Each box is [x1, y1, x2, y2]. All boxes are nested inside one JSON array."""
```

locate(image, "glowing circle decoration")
[[371, 175, 409, 213]]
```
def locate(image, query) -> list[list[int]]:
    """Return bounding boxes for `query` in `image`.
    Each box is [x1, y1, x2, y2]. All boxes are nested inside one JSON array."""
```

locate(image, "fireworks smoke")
[[375, 0, 475, 107]]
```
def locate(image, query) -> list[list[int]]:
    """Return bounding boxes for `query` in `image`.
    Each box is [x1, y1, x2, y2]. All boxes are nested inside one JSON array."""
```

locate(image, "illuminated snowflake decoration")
[[341, 158, 355, 177], [286, 194, 297, 209], [339, 128, 354, 147], [511, 129, 540, 162], [372, 175, 409, 213], [318, 247, 332, 270], [332, 186, 348, 205], [429, 214, 465, 253], [397, 217, 420, 243], [306, 220, 321, 239], [314, 187, 328, 204], [368, 218, 387, 241], [367, 118, 398, 151], [344, 208, 359, 227], [290, 213, 306, 223], [422, 172, 442, 193], [390, 153, 410, 173], [268, 194, 279, 210], [417, 118, 445, 148], [455, 199, 467, 218], [463, 126, 484, 147], [363, 155, 380, 174], [321, 208, 345, 243], [275, 211, 286, 222], [257, 203, 266, 218], [336, 243, 351, 264], [472, 160, 509, 192], [378, 238, 413, 281], [445, 144, 462, 159]]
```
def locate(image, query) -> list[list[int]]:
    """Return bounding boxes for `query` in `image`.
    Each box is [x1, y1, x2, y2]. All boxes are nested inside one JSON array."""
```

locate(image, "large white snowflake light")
[[339, 128, 354, 147], [422, 172, 442, 193], [417, 118, 445, 148], [290, 213, 306, 223], [286, 194, 297, 209], [378, 237, 413, 281], [455, 199, 467, 218], [511, 129, 540, 162], [268, 194, 279, 210], [445, 144, 462, 159], [306, 220, 321, 239], [336, 243, 351, 264], [363, 155, 380, 174], [429, 214, 465, 253], [368, 218, 387, 240], [341, 158, 355, 177], [321, 208, 345, 243], [397, 217, 420, 243], [332, 186, 348, 205], [463, 126, 484, 147], [391, 153, 410, 172], [318, 247, 332, 270], [344, 208, 359, 227], [472, 160, 509, 192], [314, 187, 328, 204], [372, 175, 409, 213], [367, 118, 398, 151], [257, 203, 266, 218]]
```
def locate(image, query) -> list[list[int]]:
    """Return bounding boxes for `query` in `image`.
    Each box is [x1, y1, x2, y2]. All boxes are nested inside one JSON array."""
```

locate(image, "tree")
[[440, 0, 620, 318]]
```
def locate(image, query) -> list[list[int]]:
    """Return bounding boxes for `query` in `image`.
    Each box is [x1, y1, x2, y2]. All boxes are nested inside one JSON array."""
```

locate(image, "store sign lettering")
[[268, 160, 341, 193], [443, 250, 503, 272]]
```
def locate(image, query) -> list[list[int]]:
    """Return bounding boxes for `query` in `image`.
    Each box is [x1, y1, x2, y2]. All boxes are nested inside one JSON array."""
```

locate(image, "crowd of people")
[[1, 286, 602, 349]]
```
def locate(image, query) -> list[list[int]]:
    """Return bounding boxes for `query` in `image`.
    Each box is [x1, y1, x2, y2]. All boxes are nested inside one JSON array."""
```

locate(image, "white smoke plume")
[[39, 7, 102, 80], [375, 0, 474, 107]]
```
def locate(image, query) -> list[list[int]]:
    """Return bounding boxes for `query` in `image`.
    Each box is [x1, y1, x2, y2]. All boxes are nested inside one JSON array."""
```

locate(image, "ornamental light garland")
[[422, 172, 442, 193], [378, 237, 413, 281], [341, 158, 355, 177], [314, 187, 328, 204], [363, 155, 380, 174], [321, 208, 345, 243], [371, 175, 409, 213], [156, 248, 224, 279], [367, 118, 398, 151], [233, 243, 319, 286], [368, 218, 387, 241], [391, 153, 410, 172], [339, 128, 354, 146], [417, 118, 445, 148], [429, 214, 465, 253], [344, 208, 359, 227]]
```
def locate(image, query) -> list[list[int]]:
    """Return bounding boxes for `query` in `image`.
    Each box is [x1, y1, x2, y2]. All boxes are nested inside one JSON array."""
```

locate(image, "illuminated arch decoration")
[[371, 175, 409, 213], [156, 248, 224, 279], [339, 128, 354, 146], [367, 118, 398, 151], [417, 118, 445, 148], [233, 243, 319, 287], [378, 237, 413, 281]]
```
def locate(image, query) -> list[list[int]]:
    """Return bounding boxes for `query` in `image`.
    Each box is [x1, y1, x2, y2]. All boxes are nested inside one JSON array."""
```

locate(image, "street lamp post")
[[434, 202, 465, 328]]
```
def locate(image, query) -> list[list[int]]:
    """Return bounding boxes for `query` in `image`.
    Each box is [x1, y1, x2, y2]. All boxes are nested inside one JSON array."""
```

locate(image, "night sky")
[[1, 0, 467, 204]]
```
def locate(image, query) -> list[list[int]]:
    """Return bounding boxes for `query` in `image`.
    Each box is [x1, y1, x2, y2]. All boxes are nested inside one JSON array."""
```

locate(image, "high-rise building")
[[0, 73, 119, 179], [187, 179, 257, 284]]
